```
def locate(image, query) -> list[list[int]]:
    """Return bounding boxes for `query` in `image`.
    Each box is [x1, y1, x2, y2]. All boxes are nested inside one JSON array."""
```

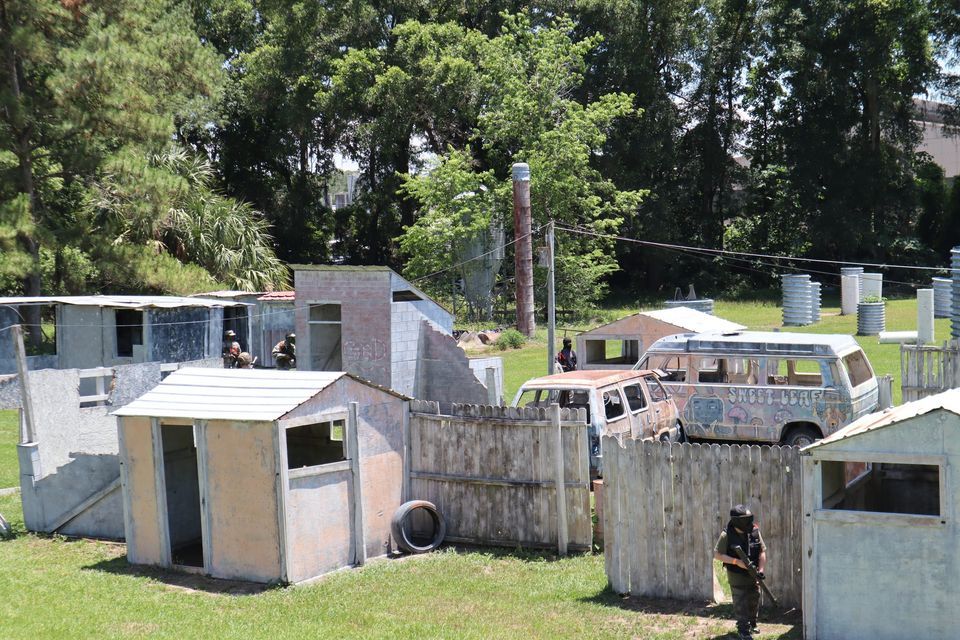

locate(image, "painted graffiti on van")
[[727, 387, 823, 408]]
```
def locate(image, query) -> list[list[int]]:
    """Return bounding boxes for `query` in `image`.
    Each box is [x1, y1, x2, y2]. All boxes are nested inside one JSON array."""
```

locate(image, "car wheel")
[[782, 425, 820, 448]]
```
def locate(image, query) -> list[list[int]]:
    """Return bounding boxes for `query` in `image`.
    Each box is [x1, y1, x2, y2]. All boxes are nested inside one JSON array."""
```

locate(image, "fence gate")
[[603, 439, 802, 608], [407, 401, 592, 551], [901, 341, 960, 402]]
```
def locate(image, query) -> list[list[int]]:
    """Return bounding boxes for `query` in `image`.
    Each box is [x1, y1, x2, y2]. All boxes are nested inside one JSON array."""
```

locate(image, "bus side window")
[[656, 356, 688, 382]]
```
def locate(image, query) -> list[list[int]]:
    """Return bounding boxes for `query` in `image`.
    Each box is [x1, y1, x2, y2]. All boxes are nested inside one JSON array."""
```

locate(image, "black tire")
[[391, 500, 446, 554], [782, 425, 821, 448]]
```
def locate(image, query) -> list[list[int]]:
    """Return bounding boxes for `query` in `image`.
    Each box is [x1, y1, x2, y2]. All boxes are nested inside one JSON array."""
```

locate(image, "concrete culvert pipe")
[[391, 500, 446, 554]]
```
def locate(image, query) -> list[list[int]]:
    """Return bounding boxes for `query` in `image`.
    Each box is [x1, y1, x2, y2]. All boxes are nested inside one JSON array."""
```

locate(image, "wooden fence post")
[[551, 403, 568, 556], [348, 401, 366, 566]]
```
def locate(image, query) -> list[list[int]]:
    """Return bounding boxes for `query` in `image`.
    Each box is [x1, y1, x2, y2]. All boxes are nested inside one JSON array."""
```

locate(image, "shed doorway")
[[160, 424, 204, 569]]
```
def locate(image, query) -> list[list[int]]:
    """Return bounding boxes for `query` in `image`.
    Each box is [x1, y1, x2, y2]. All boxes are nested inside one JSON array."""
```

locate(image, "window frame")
[[621, 382, 648, 414], [282, 412, 349, 478], [601, 387, 628, 423], [813, 450, 947, 526]]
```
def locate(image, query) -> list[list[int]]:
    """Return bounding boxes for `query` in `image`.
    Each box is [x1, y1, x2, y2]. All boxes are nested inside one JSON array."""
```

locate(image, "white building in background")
[[915, 98, 960, 178]]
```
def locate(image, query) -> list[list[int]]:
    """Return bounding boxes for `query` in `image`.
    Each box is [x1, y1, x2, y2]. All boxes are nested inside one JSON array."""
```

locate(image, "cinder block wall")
[[416, 320, 490, 409], [295, 268, 393, 388]]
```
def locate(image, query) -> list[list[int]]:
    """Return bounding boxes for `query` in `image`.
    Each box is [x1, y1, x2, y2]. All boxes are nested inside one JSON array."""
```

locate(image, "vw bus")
[[633, 331, 878, 446], [511, 370, 681, 476]]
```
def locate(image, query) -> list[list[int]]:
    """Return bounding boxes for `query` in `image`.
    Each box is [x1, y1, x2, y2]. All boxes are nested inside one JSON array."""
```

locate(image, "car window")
[[652, 355, 688, 382], [645, 376, 669, 402], [842, 350, 874, 387], [602, 389, 626, 421], [767, 359, 825, 386], [622, 383, 647, 412]]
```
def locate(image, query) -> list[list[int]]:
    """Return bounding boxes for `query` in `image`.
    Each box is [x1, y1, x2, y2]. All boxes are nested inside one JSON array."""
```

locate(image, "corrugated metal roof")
[[641, 307, 746, 333], [258, 291, 295, 302], [803, 389, 960, 452], [191, 290, 261, 299], [0, 295, 250, 309], [112, 368, 408, 421], [113, 368, 344, 421]]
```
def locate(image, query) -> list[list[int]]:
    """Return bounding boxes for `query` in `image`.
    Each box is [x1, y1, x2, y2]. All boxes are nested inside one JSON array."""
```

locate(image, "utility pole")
[[512, 162, 535, 337], [546, 220, 556, 376]]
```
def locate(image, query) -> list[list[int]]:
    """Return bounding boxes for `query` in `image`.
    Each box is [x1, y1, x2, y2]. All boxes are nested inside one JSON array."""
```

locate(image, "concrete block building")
[[801, 390, 960, 640], [0, 295, 249, 375], [192, 290, 295, 366], [293, 265, 489, 407], [113, 368, 408, 583]]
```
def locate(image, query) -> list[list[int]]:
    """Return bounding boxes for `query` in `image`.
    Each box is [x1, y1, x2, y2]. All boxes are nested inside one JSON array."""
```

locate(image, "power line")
[[410, 225, 543, 283], [0, 304, 294, 331], [554, 222, 951, 277]]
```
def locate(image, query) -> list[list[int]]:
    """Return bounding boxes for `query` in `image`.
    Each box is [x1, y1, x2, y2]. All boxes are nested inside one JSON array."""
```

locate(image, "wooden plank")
[[661, 442, 677, 598], [347, 402, 365, 567], [602, 437, 619, 591], [643, 441, 664, 597], [626, 439, 643, 595], [764, 446, 783, 609], [680, 442, 700, 599]]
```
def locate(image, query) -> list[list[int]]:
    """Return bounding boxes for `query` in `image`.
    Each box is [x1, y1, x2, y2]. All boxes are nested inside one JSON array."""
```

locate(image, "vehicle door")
[[643, 375, 679, 438], [763, 357, 837, 440], [620, 380, 652, 438], [597, 385, 630, 439], [837, 348, 879, 423]]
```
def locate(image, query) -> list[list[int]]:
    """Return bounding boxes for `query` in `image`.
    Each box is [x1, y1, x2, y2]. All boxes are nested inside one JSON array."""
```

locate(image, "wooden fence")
[[407, 400, 592, 552], [901, 341, 960, 402], [603, 439, 802, 608]]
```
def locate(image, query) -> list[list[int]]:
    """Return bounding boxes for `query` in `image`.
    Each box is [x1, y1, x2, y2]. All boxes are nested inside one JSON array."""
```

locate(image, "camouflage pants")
[[730, 579, 760, 634]]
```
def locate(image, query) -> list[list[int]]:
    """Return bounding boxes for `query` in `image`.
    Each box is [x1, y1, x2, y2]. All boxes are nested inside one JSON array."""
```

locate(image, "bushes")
[[496, 329, 526, 350]]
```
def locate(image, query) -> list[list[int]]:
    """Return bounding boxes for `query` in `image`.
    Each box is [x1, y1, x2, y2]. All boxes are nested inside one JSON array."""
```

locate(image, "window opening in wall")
[[392, 290, 422, 302], [286, 419, 347, 469], [115, 309, 143, 358], [308, 303, 342, 371], [20, 304, 57, 356], [223, 306, 249, 351], [78, 368, 114, 408], [821, 460, 941, 517]]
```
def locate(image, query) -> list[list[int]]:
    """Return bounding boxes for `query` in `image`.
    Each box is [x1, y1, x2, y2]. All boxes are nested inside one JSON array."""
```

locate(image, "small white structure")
[[113, 368, 408, 583], [801, 391, 960, 640], [575, 307, 745, 370]]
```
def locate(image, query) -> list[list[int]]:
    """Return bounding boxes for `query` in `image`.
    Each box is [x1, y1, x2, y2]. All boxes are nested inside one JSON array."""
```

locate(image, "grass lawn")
[[0, 410, 18, 489], [0, 494, 798, 639]]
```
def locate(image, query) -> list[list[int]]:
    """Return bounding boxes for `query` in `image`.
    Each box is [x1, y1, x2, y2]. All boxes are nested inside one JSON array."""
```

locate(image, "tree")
[[398, 14, 646, 313], [89, 146, 289, 292], [0, 0, 222, 337]]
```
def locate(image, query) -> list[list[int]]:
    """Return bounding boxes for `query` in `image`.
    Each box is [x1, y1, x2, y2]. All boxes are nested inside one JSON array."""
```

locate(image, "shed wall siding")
[[119, 417, 164, 565], [806, 411, 960, 640], [281, 378, 404, 568], [284, 469, 352, 583], [204, 419, 282, 582]]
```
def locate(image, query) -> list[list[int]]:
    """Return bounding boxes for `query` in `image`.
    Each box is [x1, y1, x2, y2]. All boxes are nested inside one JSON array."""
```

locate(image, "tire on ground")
[[781, 424, 821, 447], [391, 500, 446, 554]]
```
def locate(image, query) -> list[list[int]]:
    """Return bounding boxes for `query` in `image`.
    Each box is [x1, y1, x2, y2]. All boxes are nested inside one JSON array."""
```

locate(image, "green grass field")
[[0, 411, 18, 489], [0, 494, 797, 639]]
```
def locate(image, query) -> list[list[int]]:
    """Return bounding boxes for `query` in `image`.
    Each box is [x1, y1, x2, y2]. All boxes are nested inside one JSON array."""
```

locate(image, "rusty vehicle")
[[633, 331, 878, 446], [511, 370, 681, 476]]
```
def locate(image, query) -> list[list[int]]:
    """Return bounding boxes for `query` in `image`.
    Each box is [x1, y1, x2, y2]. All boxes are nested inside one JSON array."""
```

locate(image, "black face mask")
[[729, 514, 754, 531]]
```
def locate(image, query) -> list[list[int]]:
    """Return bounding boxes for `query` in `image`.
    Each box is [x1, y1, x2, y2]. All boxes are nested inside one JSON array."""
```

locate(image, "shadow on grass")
[[83, 555, 278, 596], [439, 542, 576, 563], [580, 585, 802, 639]]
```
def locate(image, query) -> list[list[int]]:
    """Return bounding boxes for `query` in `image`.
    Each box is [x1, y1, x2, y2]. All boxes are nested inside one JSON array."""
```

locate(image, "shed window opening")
[[286, 419, 347, 469], [115, 309, 144, 358], [20, 304, 57, 356], [584, 338, 640, 365], [820, 460, 941, 517]]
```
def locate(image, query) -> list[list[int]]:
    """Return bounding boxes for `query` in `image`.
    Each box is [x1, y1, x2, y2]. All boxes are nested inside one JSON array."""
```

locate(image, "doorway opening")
[[223, 306, 249, 352], [160, 424, 204, 568]]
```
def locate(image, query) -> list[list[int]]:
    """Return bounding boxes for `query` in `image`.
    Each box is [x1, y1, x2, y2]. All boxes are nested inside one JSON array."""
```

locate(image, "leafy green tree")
[[0, 0, 222, 338], [89, 146, 289, 292]]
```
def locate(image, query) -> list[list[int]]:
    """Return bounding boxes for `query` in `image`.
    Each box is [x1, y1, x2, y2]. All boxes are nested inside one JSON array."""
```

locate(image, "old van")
[[633, 331, 878, 446], [511, 370, 681, 476]]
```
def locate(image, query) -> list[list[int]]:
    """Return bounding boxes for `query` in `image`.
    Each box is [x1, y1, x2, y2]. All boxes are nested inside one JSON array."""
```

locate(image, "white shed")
[[801, 390, 960, 640], [576, 306, 745, 369]]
